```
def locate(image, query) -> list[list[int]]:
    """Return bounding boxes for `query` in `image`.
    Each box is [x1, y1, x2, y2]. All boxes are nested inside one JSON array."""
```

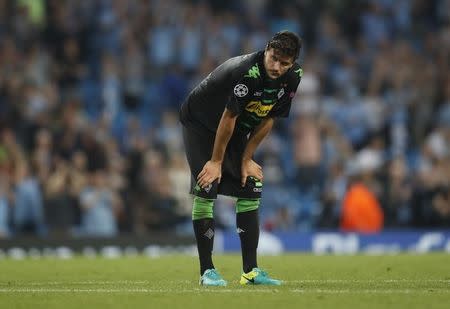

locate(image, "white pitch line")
[[291, 289, 450, 294], [0, 288, 448, 294], [0, 288, 277, 293], [288, 279, 450, 283], [1, 279, 447, 286], [0, 280, 191, 286]]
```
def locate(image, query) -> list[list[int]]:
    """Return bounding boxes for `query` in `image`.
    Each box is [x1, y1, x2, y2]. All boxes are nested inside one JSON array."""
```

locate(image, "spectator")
[[429, 186, 450, 227], [319, 160, 347, 228], [44, 157, 74, 235], [134, 150, 188, 233], [380, 156, 413, 227], [76, 169, 122, 237], [292, 113, 323, 194], [340, 151, 384, 233], [12, 161, 46, 236], [0, 171, 11, 238]]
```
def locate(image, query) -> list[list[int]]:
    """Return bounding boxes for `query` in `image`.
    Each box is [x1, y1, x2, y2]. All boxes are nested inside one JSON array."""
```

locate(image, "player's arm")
[[240, 117, 274, 186], [197, 108, 238, 188]]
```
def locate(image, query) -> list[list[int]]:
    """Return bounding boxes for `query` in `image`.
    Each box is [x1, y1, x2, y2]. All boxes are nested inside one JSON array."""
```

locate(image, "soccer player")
[[180, 31, 303, 286]]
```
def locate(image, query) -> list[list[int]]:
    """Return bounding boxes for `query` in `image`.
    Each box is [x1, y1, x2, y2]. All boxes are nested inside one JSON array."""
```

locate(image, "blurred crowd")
[[0, 0, 449, 238]]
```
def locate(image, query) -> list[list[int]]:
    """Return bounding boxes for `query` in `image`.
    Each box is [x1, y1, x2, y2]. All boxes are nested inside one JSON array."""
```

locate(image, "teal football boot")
[[200, 269, 227, 286], [240, 268, 282, 286]]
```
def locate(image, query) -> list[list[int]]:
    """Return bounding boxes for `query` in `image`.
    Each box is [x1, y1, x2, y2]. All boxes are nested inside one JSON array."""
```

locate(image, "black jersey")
[[180, 51, 303, 135]]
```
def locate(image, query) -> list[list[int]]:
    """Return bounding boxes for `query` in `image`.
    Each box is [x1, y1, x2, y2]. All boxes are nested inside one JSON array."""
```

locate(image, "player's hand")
[[241, 159, 263, 187], [197, 160, 222, 189]]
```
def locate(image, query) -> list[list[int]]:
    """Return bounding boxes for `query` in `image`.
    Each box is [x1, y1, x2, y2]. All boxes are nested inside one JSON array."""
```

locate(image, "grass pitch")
[[0, 253, 449, 308]]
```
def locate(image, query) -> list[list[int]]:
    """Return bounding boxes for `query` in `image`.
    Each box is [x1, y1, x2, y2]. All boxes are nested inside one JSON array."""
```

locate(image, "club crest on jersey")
[[234, 84, 248, 97], [277, 88, 285, 99]]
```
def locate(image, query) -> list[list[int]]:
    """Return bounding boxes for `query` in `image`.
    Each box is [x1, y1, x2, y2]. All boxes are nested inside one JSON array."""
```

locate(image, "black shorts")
[[182, 124, 262, 199]]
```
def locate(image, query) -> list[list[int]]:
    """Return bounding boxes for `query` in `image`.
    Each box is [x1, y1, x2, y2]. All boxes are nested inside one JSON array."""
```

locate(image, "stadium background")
[[0, 0, 449, 251]]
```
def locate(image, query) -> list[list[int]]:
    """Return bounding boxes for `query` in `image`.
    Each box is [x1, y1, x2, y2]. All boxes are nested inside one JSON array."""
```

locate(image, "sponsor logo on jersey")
[[253, 91, 262, 96], [245, 101, 275, 117], [277, 88, 285, 99], [234, 84, 249, 97], [244, 63, 260, 79]]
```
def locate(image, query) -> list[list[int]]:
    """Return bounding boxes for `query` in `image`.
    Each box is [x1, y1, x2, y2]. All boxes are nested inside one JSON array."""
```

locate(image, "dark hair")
[[266, 30, 302, 60]]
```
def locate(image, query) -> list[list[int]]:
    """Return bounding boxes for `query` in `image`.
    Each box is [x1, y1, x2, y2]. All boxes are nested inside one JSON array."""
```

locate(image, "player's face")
[[263, 48, 295, 79]]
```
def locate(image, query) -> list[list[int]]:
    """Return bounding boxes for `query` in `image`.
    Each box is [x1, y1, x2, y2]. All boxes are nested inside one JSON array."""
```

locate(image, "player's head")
[[264, 30, 302, 79]]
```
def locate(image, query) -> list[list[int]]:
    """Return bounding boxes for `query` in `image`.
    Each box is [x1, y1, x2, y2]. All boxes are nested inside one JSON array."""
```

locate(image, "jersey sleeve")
[[268, 66, 303, 118], [225, 75, 256, 116]]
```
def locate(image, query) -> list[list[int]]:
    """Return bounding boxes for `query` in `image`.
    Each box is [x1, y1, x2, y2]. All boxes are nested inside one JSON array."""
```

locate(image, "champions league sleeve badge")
[[234, 84, 249, 97]]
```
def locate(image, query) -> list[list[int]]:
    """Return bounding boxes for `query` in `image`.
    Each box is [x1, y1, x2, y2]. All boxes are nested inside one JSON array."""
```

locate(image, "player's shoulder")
[[284, 62, 303, 86], [223, 52, 262, 78]]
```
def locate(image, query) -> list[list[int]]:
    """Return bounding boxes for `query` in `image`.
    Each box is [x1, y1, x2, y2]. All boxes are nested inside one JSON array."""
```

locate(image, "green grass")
[[1, 254, 449, 309]]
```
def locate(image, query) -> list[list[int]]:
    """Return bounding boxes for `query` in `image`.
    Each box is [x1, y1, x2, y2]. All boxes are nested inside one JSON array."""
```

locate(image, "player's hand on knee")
[[197, 160, 222, 188], [241, 159, 263, 187]]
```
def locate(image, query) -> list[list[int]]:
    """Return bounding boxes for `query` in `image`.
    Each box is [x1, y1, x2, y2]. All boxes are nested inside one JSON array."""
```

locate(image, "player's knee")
[[236, 198, 260, 213], [192, 196, 214, 220]]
